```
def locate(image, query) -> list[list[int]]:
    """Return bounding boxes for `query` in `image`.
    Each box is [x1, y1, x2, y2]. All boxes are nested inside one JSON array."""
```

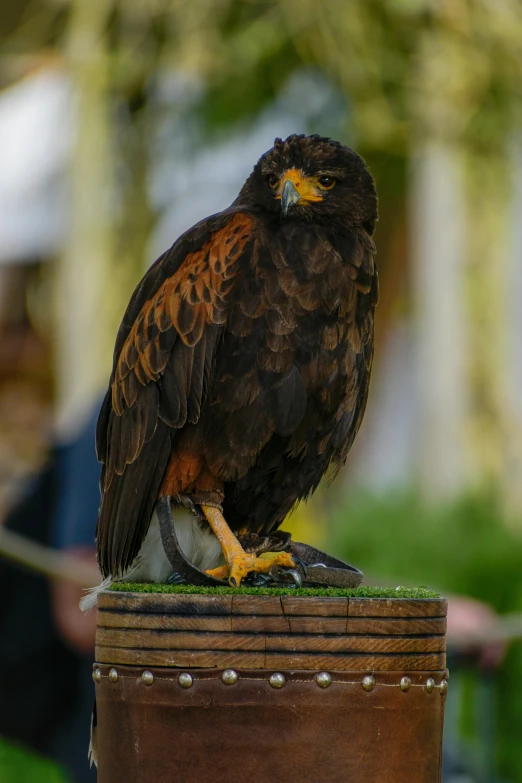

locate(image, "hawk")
[[88, 134, 378, 599]]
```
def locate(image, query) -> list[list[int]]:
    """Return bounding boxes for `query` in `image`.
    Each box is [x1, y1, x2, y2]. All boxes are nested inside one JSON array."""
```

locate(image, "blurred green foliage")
[[330, 490, 522, 782], [0, 738, 69, 783], [4, 0, 522, 152]]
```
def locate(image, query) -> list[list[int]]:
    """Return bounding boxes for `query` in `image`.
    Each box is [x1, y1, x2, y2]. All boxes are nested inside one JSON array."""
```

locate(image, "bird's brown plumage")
[[95, 134, 378, 579]]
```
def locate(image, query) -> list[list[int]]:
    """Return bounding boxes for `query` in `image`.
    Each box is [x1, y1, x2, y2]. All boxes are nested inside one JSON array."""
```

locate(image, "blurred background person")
[[0, 1, 522, 781]]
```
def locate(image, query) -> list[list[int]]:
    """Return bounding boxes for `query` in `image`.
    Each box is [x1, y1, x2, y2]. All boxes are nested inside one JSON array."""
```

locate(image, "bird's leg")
[[200, 505, 296, 587]]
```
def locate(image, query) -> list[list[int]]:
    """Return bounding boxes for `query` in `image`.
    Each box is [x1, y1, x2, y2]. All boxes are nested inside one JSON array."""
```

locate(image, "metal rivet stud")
[[269, 673, 286, 689], [426, 678, 435, 693], [362, 676, 375, 692], [400, 676, 411, 692], [316, 672, 332, 689], [142, 671, 154, 686], [439, 679, 448, 695], [178, 673, 193, 689], [92, 668, 101, 683], [221, 669, 238, 685], [108, 668, 118, 683]]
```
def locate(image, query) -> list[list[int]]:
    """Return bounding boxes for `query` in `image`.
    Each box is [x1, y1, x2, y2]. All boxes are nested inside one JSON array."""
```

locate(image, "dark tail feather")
[[96, 420, 172, 577]]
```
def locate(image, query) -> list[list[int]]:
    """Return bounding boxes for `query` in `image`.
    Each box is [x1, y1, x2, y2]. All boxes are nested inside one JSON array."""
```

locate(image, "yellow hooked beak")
[[277, 169, 324, 215]]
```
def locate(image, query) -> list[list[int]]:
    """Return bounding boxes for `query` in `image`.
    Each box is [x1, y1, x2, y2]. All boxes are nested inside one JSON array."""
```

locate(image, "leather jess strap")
[[156, 496, 363, 589], [289, 541, 363, 588]]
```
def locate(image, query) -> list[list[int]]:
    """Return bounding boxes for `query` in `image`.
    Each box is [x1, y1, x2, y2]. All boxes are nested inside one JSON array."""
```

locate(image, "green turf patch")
[[109, 582, 440, 599]]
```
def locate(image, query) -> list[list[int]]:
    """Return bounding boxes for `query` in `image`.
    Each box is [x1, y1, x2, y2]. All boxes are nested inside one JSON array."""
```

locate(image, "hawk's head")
[[238, 134, 377, 234]]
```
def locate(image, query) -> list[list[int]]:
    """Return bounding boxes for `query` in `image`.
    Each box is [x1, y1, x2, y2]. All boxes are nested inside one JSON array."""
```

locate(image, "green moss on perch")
[[109, 582, 440, 599]]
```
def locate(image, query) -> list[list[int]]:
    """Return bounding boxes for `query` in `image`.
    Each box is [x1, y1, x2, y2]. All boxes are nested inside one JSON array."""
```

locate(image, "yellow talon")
[[207, 552, 296, 586], [200, 504, 295, 587]]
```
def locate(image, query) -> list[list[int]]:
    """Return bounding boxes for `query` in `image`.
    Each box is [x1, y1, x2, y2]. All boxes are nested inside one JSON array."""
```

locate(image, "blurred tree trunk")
[[505, 147, 522, 520], [54, 0, 114, 438], [410, 142, 468, 500], [465, 149, 522, 521], [408, 16, 472, 503], [409, 38, 522, 515]]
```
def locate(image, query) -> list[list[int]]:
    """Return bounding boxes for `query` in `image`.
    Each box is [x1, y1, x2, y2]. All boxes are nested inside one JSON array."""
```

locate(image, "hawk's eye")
[[317, 176, 336, 190], [268, 174, 279, 189]]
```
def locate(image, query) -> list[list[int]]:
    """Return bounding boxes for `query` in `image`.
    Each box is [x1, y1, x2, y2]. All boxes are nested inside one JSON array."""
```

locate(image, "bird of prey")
[[88, 134, 378, 600]]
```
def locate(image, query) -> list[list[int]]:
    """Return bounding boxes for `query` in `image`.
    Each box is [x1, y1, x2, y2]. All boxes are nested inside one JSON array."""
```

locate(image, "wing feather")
[[96, 211, 254, 577]]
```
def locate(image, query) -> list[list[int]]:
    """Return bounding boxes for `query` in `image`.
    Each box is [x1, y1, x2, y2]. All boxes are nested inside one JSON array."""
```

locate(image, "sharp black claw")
[[229, 577, 238, 588], [291, 556, 307, 578], [284, 568, 303, 588], [246, 572, 273, 587], [268, 565, 303, 588]]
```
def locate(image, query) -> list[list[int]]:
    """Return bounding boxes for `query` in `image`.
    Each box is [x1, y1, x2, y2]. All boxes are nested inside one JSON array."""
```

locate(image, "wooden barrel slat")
[[96, 628, 265, 651], [96, 646, 266, 668], [98, 592, 235, 615], [98, 592, 446, 619], [95, 627, 445, 654], [98, 610, 445, 636], [232, 595, 288, 615], [280, 596, 350, 616], [265, 634, 445, 654], [98, 615, 234, 632], [348, 598, 447, 618], [264, 651, 446, 671], [345, 617, 446, 635], [95, 643, 445, 671]]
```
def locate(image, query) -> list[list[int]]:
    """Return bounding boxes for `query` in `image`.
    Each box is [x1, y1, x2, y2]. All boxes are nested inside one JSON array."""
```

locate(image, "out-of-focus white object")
[[410, 142, 468, 500], [0, 68, 73, 264]]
